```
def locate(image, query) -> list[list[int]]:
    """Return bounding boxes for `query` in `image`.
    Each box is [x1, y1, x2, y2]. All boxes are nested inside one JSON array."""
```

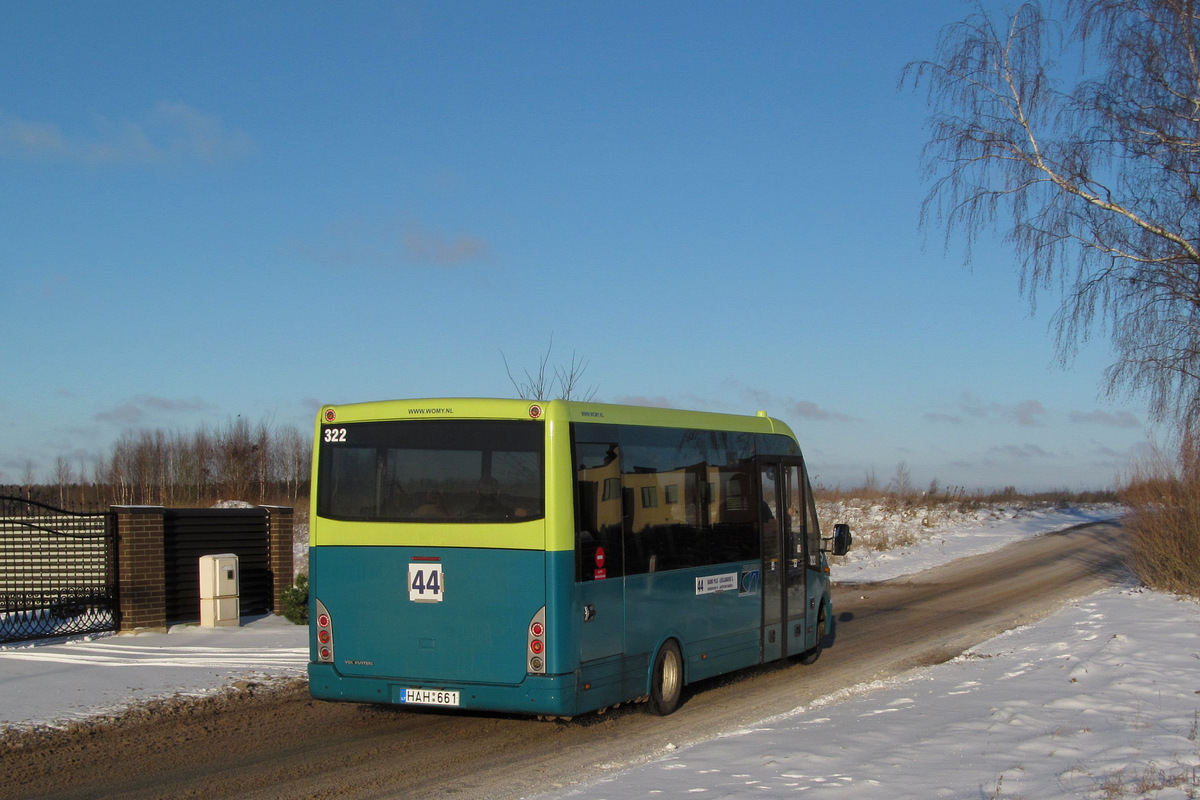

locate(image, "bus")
[[307, 398, 851, 717]]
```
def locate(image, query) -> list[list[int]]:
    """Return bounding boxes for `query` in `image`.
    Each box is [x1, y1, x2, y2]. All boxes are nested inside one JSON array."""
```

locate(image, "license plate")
[[402, 688, 460, 707]]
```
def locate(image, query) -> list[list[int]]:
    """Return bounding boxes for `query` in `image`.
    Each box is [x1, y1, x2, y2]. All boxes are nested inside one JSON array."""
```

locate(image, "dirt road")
[[0, 520, 1129, 800]]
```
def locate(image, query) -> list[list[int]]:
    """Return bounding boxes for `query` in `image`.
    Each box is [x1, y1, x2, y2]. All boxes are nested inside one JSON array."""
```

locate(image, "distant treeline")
[[5, 418, 312, 510]]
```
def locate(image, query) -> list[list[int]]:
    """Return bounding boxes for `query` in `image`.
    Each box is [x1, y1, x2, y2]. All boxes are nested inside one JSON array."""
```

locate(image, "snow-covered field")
[[2, 505, 1197, 799], [556, 587, 1200, 800], [827, 502, 1125, 583]]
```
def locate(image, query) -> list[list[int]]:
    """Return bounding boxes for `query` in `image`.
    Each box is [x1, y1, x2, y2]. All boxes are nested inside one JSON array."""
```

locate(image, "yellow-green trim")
[[544, 399, 797, 440], [312, 517, 547, 550], [317, 397, 544, 424], [314, 397, 797, 438]]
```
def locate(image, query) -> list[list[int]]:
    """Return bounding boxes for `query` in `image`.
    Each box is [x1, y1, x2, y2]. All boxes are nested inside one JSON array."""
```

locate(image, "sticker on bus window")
[[409, 562, 444, 602]]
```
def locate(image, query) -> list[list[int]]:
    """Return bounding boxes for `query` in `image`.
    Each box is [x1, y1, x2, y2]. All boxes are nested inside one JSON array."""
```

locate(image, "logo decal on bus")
[[739, 569, 761, 596]]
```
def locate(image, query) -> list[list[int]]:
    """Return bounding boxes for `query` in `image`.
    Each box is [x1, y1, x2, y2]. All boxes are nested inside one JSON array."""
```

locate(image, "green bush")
[[281, 573, 309, 625]]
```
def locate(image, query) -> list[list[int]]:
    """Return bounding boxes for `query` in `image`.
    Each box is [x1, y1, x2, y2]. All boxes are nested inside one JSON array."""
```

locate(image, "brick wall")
[[262, 505, 295, 614], [114, 506, 167, 632]]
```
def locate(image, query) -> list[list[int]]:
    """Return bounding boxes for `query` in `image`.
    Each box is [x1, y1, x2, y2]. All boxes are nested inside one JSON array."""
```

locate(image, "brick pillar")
[[262, 506, 295, 614], [114, 506, 167, 633]]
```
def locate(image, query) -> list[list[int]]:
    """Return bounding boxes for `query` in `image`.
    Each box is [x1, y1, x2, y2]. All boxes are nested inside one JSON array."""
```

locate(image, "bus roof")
[[317, 398, 798, 441]]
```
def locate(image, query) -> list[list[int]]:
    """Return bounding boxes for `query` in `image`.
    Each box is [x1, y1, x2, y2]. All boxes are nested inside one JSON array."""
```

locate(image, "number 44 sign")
[[409, 561, 444, 602]]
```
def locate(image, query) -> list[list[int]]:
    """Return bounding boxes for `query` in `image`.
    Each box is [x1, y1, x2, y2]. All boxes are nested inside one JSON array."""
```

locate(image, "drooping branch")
[[905, 0, 1200, 427]]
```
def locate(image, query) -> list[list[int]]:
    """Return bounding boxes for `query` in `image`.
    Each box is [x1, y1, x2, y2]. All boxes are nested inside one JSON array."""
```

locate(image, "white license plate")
[[402, 688, 460, 707]]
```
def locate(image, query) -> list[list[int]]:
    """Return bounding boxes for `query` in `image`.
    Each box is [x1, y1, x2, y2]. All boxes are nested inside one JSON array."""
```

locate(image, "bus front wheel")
[[798, 602, 828, 666], [649, 639, 683, 715]]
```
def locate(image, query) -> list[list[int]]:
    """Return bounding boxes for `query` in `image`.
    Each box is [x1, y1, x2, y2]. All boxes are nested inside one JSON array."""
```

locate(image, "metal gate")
[[0, 496, 118, 643]]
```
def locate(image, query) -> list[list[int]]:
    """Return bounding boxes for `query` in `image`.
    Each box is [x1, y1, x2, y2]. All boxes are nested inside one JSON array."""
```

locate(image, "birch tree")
[[905, 0, 1200, 430]]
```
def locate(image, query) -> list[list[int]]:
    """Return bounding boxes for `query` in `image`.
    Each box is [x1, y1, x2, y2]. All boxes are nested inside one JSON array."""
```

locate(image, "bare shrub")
[[1121, 439, 1200, 598]]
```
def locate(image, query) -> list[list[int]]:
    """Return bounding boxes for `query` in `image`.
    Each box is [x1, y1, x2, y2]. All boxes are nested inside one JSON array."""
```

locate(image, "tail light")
[[527, 607, 546, 674], [315, 598, 334, 663]]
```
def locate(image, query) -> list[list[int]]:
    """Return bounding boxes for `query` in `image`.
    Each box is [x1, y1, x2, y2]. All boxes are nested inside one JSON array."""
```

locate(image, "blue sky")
[[1, 1, 1152, 491]]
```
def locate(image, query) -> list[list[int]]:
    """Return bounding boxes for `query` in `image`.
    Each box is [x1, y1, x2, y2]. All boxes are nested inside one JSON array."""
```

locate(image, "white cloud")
[[945, 392, 1047, 427], [612, 395, 675, 409], [402, 220, 490, 266], [95, 395, 218, 426], [292, 216, 492, 269], [719, 380, 855, 422], [1008, 400, 1047, 427], [1070, 409, 1141, 428], [0, 103, 255, 165], [988, 443, 1054, 461]]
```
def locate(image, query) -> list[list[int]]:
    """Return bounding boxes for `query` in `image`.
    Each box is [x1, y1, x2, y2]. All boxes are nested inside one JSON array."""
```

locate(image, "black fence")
[[0, 495, 118, 643], [163, 508, 272, 624]]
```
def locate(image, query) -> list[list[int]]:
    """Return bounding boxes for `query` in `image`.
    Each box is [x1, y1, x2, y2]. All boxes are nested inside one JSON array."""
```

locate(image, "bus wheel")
[[649, 639, 683, 715], [798, 603, 828, 665]]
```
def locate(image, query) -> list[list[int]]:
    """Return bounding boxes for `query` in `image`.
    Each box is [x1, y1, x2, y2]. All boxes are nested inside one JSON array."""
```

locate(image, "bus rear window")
[[317, 419, 544, 523]]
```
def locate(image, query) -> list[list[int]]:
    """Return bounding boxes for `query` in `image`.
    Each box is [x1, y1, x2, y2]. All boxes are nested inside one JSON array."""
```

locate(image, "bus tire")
[[649, 639, 683, 715], [798, 602, 828, 666]]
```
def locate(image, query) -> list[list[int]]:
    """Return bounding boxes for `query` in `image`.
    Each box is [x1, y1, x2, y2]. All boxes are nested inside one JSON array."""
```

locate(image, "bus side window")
[[575, 441, 624, 581], [803, 466, 821, 567], [712, 468, 759, 562]]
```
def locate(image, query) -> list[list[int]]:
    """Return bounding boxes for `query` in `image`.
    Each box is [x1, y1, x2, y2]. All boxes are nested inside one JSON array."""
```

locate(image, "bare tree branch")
[[502, 335, 598, 401], [905, 0, 1200, 428]]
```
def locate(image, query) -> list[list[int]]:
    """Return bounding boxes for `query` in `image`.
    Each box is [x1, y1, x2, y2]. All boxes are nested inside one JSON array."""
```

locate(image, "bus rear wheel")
[[649, 639, 683, 715]]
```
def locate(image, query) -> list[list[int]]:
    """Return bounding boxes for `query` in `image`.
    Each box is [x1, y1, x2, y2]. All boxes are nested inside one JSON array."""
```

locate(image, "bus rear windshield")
[[317, 419, 545, 523]]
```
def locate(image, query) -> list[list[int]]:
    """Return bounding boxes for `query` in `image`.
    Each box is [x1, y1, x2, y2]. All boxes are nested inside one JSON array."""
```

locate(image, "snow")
[[552, 588, 1200, 799], [829, 503, 1125, 583], [3, 505, 1198, 800], [0, 613, 307, 729]]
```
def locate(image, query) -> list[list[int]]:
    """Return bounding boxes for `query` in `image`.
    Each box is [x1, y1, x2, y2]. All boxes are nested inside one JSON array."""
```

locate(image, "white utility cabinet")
[[199, 553, 240, 627]]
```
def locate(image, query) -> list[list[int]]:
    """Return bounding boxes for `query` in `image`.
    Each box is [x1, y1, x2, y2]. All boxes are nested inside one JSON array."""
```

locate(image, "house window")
[[602, 477, 620, 501], [641, 486, 658, 508]]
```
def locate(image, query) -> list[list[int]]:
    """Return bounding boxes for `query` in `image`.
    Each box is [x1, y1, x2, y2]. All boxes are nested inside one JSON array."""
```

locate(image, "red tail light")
[[527, 607, 546, 674], [315, 598, 335, 664]]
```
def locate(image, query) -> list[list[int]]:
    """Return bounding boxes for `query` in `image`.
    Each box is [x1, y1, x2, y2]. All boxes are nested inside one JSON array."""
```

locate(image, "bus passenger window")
[[575, 441, 623, 581]]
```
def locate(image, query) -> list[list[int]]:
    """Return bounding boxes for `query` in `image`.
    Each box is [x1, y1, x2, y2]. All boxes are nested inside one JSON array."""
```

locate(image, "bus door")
[[759, 459, 808, 660]]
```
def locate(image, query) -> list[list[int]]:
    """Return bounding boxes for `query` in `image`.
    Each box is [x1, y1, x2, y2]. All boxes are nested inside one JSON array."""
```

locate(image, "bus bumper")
[[308, 663, 583, 716]]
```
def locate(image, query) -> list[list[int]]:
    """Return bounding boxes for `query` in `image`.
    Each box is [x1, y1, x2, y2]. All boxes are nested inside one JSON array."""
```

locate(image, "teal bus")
[[307, 398, 851, 717]]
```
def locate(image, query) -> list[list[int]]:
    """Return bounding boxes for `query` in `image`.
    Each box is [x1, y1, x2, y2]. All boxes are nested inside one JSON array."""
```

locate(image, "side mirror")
[[830, 523, 852, 556]]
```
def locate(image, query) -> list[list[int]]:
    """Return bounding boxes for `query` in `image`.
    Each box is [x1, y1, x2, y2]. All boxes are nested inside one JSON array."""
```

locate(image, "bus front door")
[[760, 460, 808, 661]]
